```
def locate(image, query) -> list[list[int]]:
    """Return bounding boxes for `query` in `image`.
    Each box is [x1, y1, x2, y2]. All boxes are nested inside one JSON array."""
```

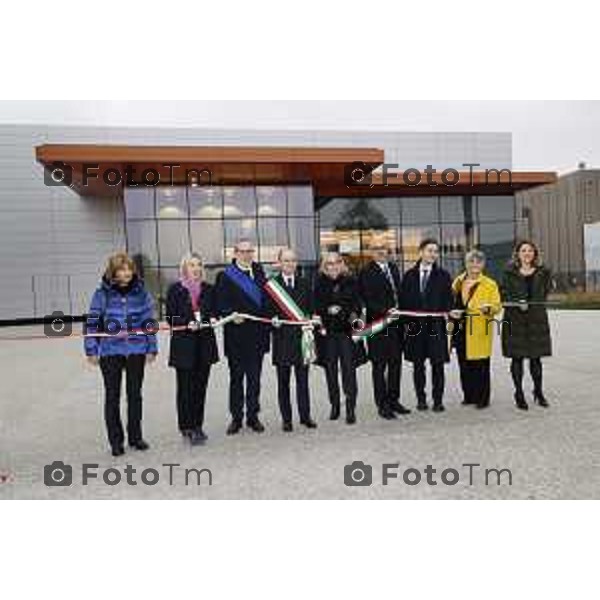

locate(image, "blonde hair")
[[104, 252, 137, 282], [179, 252, 205, 280], [319, 252, 348, 275]]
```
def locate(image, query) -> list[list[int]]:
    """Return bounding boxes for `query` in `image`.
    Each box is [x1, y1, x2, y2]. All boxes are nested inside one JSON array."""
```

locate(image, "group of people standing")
[[84, 238, 553, 456]]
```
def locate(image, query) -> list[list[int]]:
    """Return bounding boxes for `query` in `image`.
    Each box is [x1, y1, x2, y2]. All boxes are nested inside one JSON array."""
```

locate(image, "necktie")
[[383, 263, 395, 291], [420, 269, 429, 294]]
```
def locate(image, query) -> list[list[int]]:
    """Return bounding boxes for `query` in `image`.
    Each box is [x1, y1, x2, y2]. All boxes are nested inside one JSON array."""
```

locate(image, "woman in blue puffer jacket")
[[84, 252, 158, 456]]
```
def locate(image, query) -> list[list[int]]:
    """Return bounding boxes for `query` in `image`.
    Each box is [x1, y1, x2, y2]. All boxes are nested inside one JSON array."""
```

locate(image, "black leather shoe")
[[346, 409, 356, 425], [226, 421, 242, 435], [533, 391, 549, 408], [417, 401, 429, 411], [180, 429, 193, 438], [190, 430, 207, 446], [247, 419, 265, 433], [300, 419, 317, 429], [282, 422, 293, 432], [390, 402, 412, 415], [476, 402, 490, 410], [378, 409, 397, 420], [111, 445, 125, 457], [330, 405, 341, 420], [432, 404, 445, 413], [129, 439, 149, 451], [515, 391, 529, 411]]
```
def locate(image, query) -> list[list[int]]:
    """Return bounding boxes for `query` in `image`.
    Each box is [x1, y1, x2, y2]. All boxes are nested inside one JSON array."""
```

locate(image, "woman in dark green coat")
[[501, 241, 553, 410]]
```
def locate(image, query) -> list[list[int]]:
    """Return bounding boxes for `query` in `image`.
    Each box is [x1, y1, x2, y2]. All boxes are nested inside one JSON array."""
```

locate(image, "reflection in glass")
[[126, 220, 158, 266], [156, 186, 187, 219], [477, 195, 515, 222], [287, 185, 314, 216], [401, 225, 441, 263], [124, 187, 155, 219], [401, 197, 439, 224], [258, 218, 288, 262], [289, 218, 317, 261], [440, 196, 471, 222], [224, 219, 257, 261], [189, 186, 223, 219], [157, 220, 191, 266], [190, 220, 225, 264], [257, 186, 286, 217], [223, 186, 256, 217]]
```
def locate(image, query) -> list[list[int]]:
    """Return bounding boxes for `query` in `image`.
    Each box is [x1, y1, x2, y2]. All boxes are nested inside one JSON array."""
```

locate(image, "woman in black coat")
[[501, 240, 553, 410], [314, 252, 365, 424], [166, 253, 219, 445]]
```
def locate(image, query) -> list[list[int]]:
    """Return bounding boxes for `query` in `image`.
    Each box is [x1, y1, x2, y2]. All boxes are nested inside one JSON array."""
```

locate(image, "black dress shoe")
[[190, 430, 207, 446], [378, 409, 397, 420], [390, 402, 412, 415], [111, 445, 125, 457], [226, 421, 242, 435], [330, 405, 341, 420], [432, 404, 445, 413], [476, 403, 490, 410], [282, 422, 293, 432], [300, 418, 317, 429], [129, 439, 149, 451], [247, 419, 265, 433], [416, 401, 429, 411], [533, 391, 549, 407], [461, 399, 473, 405], [180, 429, 193, 438], [346, 409, 356, 425]]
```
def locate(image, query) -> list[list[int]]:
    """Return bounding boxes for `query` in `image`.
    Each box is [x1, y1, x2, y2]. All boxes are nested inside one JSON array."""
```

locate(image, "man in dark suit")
[[399, 238, 453, 412], [267, 248, 317, 432], [359, 244, 411, 420], [215, 239, 270, 435]]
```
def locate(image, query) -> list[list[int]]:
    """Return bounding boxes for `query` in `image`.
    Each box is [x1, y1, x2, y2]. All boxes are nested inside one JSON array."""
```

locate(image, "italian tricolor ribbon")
[[264, 278, 316, 364], [351, 309, 450, 342]]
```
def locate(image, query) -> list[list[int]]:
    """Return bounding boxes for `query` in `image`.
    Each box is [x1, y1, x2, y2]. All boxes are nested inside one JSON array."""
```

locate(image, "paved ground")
[[1, 311, 599, 499]]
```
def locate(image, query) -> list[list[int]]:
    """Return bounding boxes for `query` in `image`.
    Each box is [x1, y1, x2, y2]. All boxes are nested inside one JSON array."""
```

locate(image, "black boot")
[[345, 399, 356, 425], [329, 403, 341, 420], [533, 390, 549, 407], [514, 390, 529, 410]]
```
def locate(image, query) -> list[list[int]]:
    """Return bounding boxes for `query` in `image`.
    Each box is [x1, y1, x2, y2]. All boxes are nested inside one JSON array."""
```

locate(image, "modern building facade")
[[0, 125, 556, 321]]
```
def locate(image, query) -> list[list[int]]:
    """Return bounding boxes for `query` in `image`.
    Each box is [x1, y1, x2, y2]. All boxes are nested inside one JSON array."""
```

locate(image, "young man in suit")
[[399, 238, 453, 412], [359, 244, 411, 419], [267, 248, 317, 432], [215, 238, 270, 435]]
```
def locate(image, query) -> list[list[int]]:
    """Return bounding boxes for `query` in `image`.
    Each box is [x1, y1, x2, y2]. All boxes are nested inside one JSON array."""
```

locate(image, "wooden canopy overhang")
[[35, 144, 557, 198]]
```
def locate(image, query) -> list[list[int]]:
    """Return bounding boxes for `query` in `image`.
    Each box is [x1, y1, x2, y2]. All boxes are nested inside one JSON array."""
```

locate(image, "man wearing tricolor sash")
[[265, 248, 317, 432], [359, 243, 412, 420], [215, 239, 270, 435]]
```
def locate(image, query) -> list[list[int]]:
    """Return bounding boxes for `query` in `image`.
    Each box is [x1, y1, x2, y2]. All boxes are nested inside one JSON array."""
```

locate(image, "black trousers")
[[276, 364, 311, 423], [99, 354, 146, 449], [458, 354, 491, 406], [371, 357, 401, 410], [227, 354, 264, 424], [324, 334, 357, 409], [412, 359, 445, 406], [510, 357, 543, 394], [175, 365, 211, 432]]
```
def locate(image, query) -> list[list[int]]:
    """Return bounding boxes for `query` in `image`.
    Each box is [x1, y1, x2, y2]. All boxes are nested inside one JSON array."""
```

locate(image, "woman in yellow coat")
[[450, 250, 502, 409]]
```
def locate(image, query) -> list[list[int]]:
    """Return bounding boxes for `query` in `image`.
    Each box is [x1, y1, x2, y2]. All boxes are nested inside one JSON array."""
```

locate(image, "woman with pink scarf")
[[166, 253, 219, 445]]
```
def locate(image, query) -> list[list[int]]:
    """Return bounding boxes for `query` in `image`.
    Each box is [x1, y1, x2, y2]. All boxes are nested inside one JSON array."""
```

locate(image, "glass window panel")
[[287, 185, 314, 216], [288, 217, 317, 262], [156, 186, 187, 219], [440, 195, 475, 222], [224, 219, 257, 262], [477, 195, 515, 222], [318, 198, 357, 228], [157, 220, 191, 266], [478, 221, 515, 278], [223, 186, 256, 217], [258, 217, 288, 263], [124, 187, 155, 219], [401, 225, 441, 264], [126, 220, 158, 266], [441, 223, 469, 258], [190, 220, 225, 264], [401, 197, 439, 225], [257, 186, 286, 217], [189, 186, 223, 219]]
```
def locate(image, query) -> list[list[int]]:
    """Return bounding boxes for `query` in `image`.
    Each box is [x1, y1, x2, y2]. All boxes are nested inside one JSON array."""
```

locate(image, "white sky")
[[1, 100, 598, 173]]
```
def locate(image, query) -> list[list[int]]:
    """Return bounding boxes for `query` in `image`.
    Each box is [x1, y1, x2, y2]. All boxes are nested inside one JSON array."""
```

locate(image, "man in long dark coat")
[[359, 244, 411, 419], [215, 239, 270, 434], [399, 238, 453, 412]]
